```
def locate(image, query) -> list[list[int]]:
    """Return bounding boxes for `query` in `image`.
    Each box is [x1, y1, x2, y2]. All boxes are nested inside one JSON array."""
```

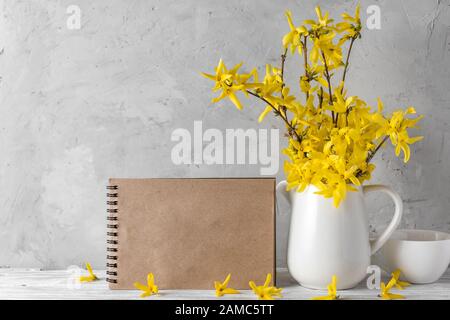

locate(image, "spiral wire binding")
[[106, 185, 119, 284]]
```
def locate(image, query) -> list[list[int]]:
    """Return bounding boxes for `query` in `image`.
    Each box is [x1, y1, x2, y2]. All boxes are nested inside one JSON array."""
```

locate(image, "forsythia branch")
[[201, 4, 423, 208], [367, 135, 389, 163], [246, 90, 302, 142], [302, 35, 309, 100], [321, 50, 336, 124], [341, 37, 356, 88]]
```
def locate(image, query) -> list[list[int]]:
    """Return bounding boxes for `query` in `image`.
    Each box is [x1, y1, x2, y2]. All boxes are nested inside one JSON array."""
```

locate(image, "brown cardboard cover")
[[107, 178, 275, 289]]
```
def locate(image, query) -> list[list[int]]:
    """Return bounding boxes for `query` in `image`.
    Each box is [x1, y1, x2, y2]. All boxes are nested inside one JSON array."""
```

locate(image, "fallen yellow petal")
[[78, 262, 98, 282], [134, 273, 159, 298], [214, 274, 240, 297], [79, 275, 95, 282]]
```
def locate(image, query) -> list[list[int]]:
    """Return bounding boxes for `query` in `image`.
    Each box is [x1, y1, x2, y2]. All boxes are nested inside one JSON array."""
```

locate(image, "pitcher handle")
[[363, 185, 403, 255], [276, 180, 290, 204]]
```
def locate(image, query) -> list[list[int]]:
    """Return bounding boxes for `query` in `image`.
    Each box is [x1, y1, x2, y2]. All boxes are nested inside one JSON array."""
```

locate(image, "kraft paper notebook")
[[106, 178, 275, 289]]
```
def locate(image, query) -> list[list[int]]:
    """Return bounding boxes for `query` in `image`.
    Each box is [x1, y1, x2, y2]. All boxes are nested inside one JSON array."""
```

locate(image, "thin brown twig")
[[280, 48, 288, 121], [321, 50, 336, 124], [367, 135, 389, 163], [341, 37, 356, 125], [341, 37, 356, 88], [280, 47, 288, 91], [246, 90, 302, 142], [355, 135, 389, 178], [318, 87, 324, 110], [302, 36, 309, 100], [317, 87, 324, 130]]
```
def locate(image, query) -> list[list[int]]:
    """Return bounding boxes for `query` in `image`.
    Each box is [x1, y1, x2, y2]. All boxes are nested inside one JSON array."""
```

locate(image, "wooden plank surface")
[[0, 268, 449, 300]]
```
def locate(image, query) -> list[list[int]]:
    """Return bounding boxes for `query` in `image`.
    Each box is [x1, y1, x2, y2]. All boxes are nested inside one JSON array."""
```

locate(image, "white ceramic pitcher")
[[277, 181, 403, 289]]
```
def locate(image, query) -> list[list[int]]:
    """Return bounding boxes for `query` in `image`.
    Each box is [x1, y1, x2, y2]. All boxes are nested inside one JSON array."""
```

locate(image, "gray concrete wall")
[[0, 0, 448, 269]]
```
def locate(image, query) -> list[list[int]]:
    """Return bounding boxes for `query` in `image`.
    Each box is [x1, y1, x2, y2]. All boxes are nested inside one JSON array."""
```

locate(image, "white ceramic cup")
[[376, 229, 450, 284]]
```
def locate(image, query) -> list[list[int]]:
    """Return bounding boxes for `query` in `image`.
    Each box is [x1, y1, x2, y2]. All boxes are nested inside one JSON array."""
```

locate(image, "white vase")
[[277, 182, 403, 289]]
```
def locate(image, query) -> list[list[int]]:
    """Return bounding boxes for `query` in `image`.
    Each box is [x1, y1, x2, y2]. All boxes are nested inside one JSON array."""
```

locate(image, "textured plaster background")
[[0, 0, 449, 269]]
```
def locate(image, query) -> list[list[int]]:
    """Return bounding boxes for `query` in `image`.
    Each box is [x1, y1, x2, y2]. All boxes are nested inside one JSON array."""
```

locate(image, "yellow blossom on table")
[[214, 274, 240, 297], [391, 269, 411, 290], [78, 262, 98, 282], [379, 269, 410, 300], [134, 273, 159, 298], [312, 275, 339, 300], [379, 281, 404, 300], [249, 273, 282, 300]]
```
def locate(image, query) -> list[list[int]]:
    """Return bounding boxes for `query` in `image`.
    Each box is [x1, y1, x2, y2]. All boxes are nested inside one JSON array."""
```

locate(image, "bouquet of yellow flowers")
[[202, 5, 423, 207]]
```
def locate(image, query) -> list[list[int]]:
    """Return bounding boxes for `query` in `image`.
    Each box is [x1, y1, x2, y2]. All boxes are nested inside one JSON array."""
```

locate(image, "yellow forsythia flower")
[[214, 274, 240, 297], [283, 10, 308, 54], [249, 273, 282, 300], [380, 282, 404, 300], [312, 275, 339, 300], [379, 269, 409, 300], [134, 273, 159, 298], [336, 3, 362, 40], [78, 262, 98, 282], [201, 59, 257, 111], [391, 269, 411, 290]]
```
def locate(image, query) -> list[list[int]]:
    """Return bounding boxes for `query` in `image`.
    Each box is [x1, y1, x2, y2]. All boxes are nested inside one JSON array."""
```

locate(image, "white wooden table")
[[0, 268, 449, 300]]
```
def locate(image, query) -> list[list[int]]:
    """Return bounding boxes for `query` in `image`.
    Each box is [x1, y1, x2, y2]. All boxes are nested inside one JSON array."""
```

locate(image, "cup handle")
[[363, 185, 403, 255], [276, 180, 291, 204]]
